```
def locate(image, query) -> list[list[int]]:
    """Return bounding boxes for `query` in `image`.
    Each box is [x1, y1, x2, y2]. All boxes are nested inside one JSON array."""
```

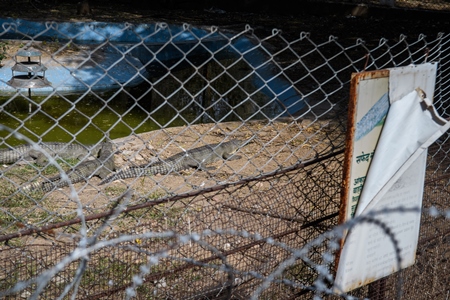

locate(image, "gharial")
[[0, 142, 102, 166], [22, 142, 116, 193], [99, 139, 244, 185]]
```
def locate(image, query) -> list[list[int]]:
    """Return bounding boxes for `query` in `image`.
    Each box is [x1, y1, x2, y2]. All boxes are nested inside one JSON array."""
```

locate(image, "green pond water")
[[0, 59, 280, 147], [1, 91, 172, 146]]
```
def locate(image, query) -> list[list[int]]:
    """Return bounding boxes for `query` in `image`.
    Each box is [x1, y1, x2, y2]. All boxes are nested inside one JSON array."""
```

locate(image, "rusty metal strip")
[[336, 69, 390, 271]]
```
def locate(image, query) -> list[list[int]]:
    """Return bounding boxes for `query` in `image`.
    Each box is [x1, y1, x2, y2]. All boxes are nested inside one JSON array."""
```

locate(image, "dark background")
[[1, 0, 449, 42]]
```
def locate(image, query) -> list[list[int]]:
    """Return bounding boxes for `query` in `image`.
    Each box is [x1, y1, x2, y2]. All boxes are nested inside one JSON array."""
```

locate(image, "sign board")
[[334, 63, 450, 293]]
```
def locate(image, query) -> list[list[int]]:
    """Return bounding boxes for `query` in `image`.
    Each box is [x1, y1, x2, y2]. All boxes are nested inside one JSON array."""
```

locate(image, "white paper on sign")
[[355, 88, 450, 215]]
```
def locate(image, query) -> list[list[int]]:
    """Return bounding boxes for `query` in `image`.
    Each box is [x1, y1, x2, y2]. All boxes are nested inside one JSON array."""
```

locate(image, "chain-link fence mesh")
[[0, 18, 449, 299]]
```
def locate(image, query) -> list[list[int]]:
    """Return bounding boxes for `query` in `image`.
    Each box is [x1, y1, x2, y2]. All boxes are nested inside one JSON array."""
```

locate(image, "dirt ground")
[[27, 116, 343, 218], [0, 114, 344, 250]]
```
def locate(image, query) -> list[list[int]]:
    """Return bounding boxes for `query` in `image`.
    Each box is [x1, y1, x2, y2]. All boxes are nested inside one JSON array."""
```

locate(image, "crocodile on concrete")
[[0, 142, 103, 166], [99, 139, 243, 185], [23, 142, 116, 193]]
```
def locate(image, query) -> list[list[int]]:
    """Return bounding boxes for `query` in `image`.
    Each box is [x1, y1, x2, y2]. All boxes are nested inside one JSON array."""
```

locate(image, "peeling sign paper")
[[334, 63, 450, 293]]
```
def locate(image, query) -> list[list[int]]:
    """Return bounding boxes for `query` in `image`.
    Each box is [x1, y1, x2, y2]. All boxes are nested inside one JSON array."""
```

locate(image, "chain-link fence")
[[0, 19, 449, 299]]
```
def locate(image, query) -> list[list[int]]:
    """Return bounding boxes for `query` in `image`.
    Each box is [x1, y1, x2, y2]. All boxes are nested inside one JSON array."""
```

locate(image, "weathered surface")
[[23, 142, 116, 193], [0, 142, 102, 166], [99, 140, 243, 185]]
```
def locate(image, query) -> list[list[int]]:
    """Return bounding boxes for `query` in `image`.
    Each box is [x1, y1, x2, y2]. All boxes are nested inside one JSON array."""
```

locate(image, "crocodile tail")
[[22, 181, 42, 192], [147, 159, 185, 175], [99, 159, 182, 185], [99, 167, 145, 185], [66, 168, 89, 186], [22, 180, 56, 193], [147, 163, 171, 175], [98, 175, 113, 185], [41, 181, 58, 192], [0, 145, 30, 164]]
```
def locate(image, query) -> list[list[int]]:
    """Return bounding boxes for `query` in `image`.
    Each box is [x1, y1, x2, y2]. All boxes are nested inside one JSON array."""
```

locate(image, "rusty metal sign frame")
[[336, 69, 390, 269]]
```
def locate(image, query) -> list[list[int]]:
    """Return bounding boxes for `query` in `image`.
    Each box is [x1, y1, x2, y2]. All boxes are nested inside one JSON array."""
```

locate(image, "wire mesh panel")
[[0, 20, 449, 299]]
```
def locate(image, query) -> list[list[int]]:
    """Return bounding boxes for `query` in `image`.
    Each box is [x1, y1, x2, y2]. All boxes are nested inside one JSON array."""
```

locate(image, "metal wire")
[[0, 21, 449, 299]]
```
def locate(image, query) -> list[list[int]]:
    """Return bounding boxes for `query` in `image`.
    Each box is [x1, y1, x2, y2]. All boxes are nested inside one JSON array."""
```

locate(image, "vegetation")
[[0, 40, 9, 66]]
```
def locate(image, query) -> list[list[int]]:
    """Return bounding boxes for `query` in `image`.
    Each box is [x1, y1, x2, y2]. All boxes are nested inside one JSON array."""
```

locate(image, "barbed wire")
[[1, 205, 448, 299]]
